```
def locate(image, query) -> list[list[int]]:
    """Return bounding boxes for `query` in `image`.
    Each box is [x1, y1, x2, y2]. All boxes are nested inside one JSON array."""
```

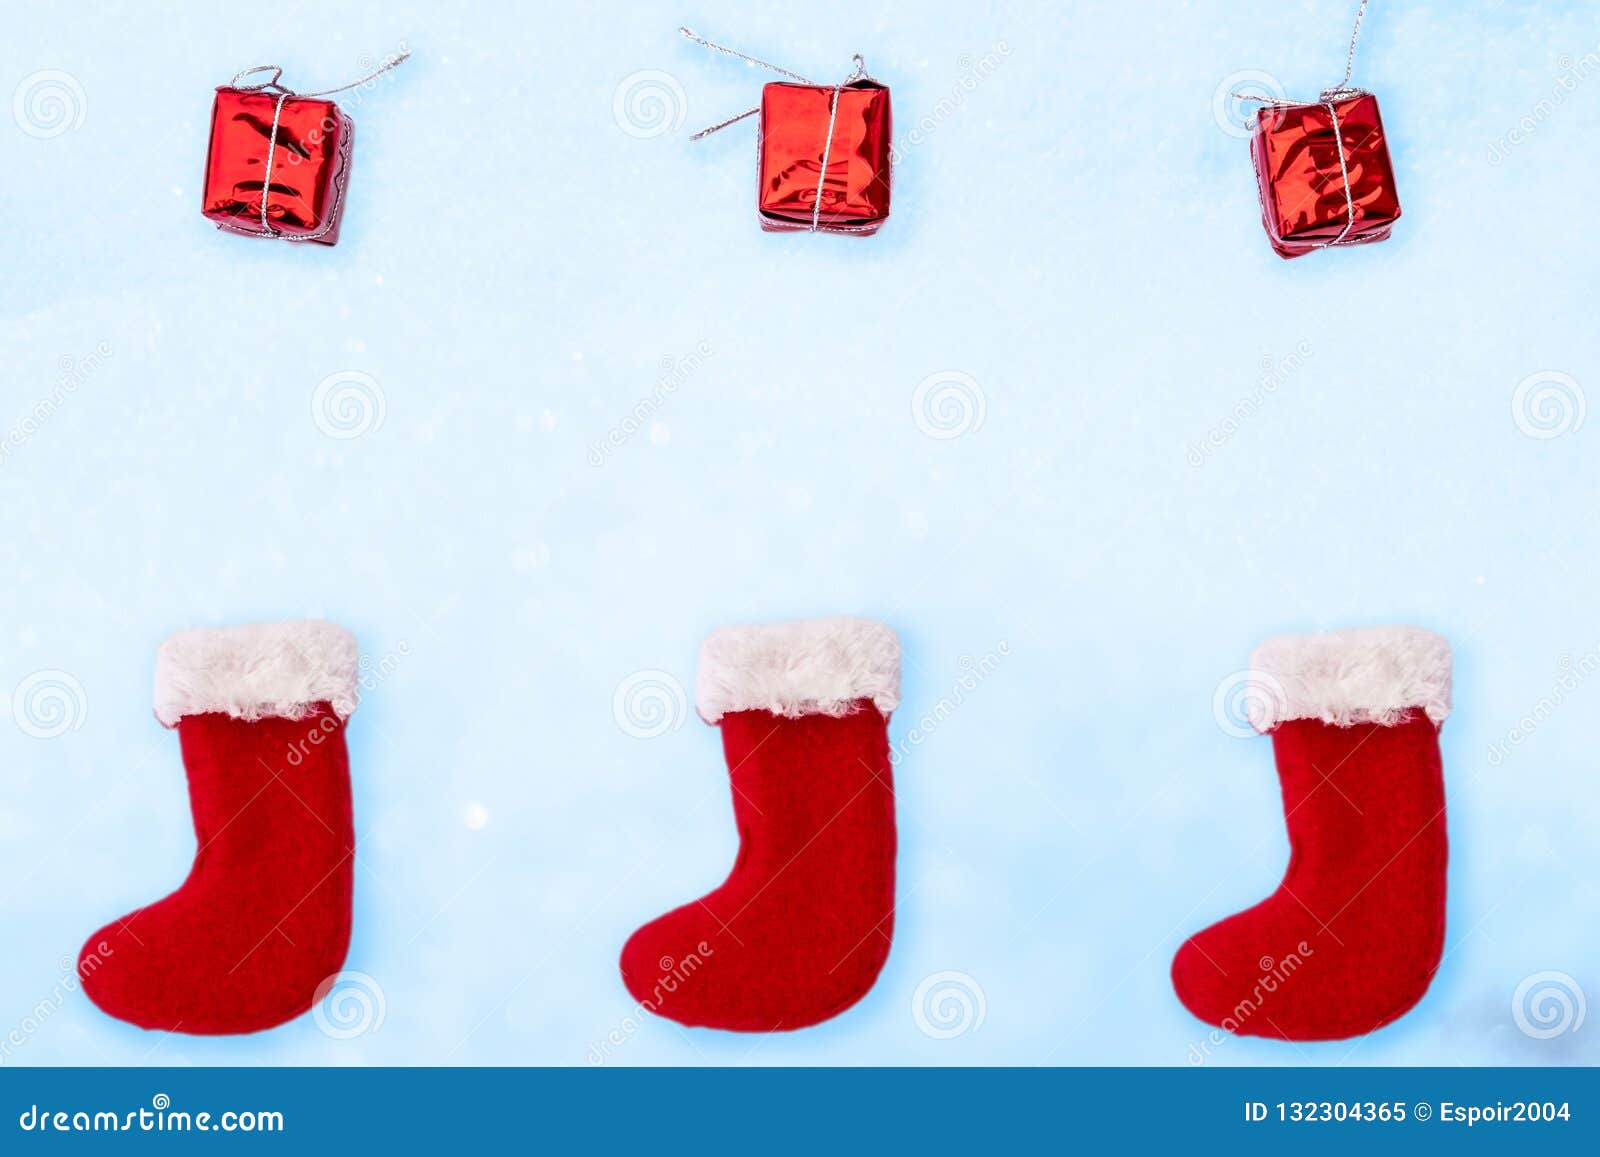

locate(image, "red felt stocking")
[[80, 620, 360, 1035], [620, 616, 900, 1032], [1172, 626, 1452, 1041]]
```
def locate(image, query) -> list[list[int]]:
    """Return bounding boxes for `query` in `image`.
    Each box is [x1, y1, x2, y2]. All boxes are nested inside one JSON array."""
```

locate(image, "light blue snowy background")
[[1, 0, 1596, 1067]]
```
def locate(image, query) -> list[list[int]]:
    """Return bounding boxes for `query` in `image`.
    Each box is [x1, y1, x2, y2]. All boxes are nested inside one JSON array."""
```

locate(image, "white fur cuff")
[[1247, 625, 1451, 731], [154, 620, 359, 727], [696, 616, 900, 723]]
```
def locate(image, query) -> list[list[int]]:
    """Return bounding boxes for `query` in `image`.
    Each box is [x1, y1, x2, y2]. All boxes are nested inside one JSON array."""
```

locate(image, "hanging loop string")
[[1231, 0, 1369, 108], [1337, 0, 1369, 93], [686, 105, 760, 141], [678, 29, 869, 232], [1231, 0, 1371, 248], [230, 64, 288, 92], [230, 50, 411, 99], [678, 28, 813, 86], [225, 50, 411, 238]]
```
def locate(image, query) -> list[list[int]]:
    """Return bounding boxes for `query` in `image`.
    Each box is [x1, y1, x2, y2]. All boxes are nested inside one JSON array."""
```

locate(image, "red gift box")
[[201, 87, 354, 245], [757, 80, 891, 234], [1249, 91, 1399, 259]]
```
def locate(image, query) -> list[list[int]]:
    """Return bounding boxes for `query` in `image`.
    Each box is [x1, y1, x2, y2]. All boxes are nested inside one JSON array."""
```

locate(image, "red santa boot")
[[79, 620, 360, 1034], [620, 616, 900, 1031], [1172, 626, 1452, 1041]]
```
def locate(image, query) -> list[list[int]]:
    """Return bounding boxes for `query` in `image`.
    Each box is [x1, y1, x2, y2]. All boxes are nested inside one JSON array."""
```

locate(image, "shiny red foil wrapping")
[[758, 81, 891, 234], [1249, 93, 1399, 260], [201, 88, 353, 245]]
